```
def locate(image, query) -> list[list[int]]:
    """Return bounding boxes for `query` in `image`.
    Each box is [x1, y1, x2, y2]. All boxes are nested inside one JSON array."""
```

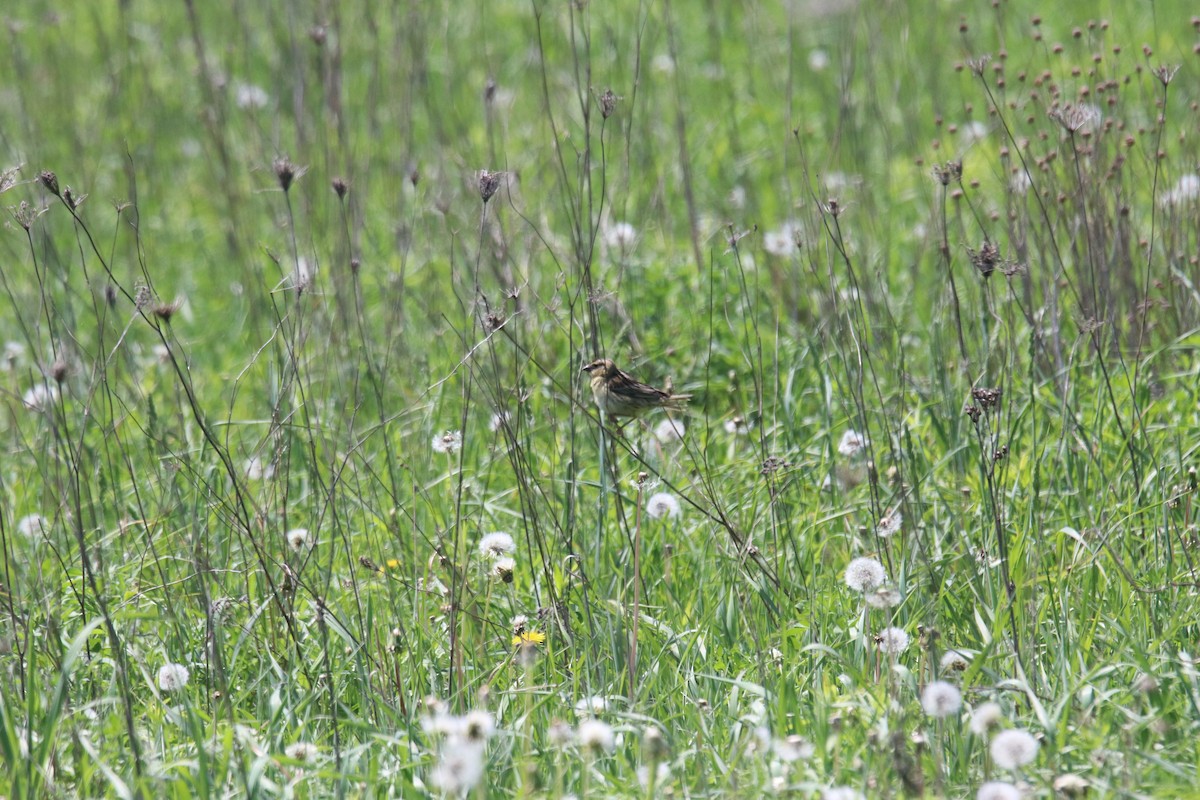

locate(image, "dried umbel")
[[273, 157, 305, 192], [971, 386, 1002, 411], [1048, 104, 1100, 134], [476, 170, 505, 203], [933, 160, 963, 186], [968, 240, 1002, 279], [39, 170, 61, 197], [597, 88, 619, 118]]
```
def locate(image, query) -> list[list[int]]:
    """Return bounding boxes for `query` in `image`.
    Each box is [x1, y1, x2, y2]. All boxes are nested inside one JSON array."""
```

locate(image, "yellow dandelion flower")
[[511, 630, 547, 647], [386, 558, 400, 570]]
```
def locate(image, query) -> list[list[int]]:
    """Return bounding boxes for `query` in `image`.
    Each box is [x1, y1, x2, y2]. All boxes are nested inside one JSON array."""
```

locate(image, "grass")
[[1, 0, 1199, 797]]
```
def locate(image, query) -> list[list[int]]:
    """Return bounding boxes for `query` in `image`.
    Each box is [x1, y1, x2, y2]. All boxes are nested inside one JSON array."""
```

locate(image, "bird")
[[581, 358, 691, 419]]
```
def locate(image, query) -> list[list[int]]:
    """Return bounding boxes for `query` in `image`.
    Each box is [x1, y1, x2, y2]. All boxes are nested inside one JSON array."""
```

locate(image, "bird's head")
[[581, 358, 618, 378]]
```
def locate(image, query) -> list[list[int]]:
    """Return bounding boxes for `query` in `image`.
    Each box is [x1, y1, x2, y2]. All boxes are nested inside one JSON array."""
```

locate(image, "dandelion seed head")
[[603, 221, 637, 252], [432, 430, 463, 455], [548, 719, 575, 746], [244, 456, 274, 480], [575, 696, 609, 716], [961, 120, 989, 145], [1133, 673, 1159, 694], [2, 341, 25, 370], [921, 680, 963, 718], [646, 492, 682, 520], [235, 82, 270, 110], [940, 649, 972, 672], [837, 429, 866, 457], [490, 556, 516, 582], [824, 788, 865, 800], [808, 49, 830, 71], [478, 531, 516, 558], [844, 556, 886, 592], [877, 627, 910, 655], [723, 416, 749, 435], [990, 729, 1039, 769], [866, 584, 903, 609], [157, 663, 190, 693], [284, 742, 319, 762], [577, 718, 615, 753], [22, 383, 58, 411], [17, 514, 48, 538], [969, 702, 1006, 735], [878, 511, 902, 538], [653, 417, 686, 443], [286, 528, 311, 552], [1052, 774, 1088, 796], [637, 763, 670, 789], [463, 710, 495, 742], [977, 781, 1021, 800], [428, 740, 486, 794], [774, 734, 814, 762], [763, 221, 802, 257], [1164, 174, 1200, 205]]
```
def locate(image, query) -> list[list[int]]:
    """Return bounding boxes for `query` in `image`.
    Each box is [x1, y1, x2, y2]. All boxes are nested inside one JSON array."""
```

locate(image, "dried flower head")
[[933, 160, 963, 186], [971, 386, 1002, 412], [598, 88, 619, 118], [331, 177, 349, 198], [152, 298, 183, 323], [1048, 104, 1100, 134], [39, 170, 61, 197], [0, 164, 20, 195], [273, 157, 306, 192], [476, 170, 505, 203], [1152, 64, 1180, 86], [968, 241, 1003, 279]]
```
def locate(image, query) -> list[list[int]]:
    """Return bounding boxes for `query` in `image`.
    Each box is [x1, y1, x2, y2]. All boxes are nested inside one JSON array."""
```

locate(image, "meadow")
[[2, 0, 1199, 797]]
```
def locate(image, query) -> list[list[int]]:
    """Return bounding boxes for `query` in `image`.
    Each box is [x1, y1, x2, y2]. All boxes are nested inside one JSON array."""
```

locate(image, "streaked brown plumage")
[[581, 358, 690, 419]]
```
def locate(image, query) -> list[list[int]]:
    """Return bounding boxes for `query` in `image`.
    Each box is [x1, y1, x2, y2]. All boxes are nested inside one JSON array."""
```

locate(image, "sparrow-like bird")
[[581, 358, 691, 419]]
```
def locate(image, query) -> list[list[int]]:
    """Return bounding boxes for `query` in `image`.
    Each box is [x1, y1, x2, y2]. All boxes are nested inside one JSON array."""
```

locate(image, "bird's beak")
[[581, 363, 593, 372]]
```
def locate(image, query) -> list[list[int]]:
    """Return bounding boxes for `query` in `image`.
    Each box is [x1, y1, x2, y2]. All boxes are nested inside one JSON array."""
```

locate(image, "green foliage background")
[[1, 0, 1199, 797]]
